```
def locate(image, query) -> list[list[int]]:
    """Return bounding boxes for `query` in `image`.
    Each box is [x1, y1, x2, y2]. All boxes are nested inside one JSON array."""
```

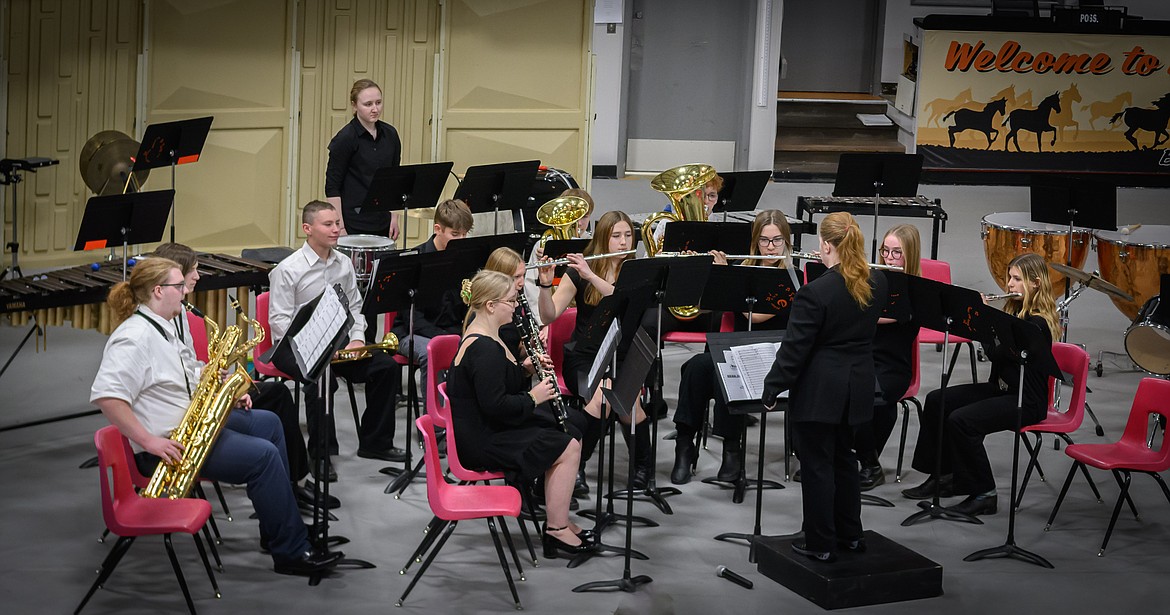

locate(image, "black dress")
[[448, 334, 574, 483], [561, 269, 598, 397]]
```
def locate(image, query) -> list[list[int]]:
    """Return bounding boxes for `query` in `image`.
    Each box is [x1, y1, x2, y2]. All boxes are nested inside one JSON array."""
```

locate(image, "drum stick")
[[1121, 224, 1142, 235]]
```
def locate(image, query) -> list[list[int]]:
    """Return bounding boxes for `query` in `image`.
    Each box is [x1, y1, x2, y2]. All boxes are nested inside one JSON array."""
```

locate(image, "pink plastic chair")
[[894, 334, 923, 482], [77, 426, 218, 615], [1045, 378, 1170, 556], [547, 308, 577, 396], [397, 414, 524, 609], [919, 259, 978, 383], [186, 310, 210, 364]]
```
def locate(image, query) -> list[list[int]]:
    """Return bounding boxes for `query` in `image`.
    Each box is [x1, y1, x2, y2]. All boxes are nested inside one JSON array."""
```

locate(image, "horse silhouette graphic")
[[1083, 91, 1132, 130], [1109, 93, 1170, 150], [944, 98, 1008, 148], [1003, 92, 1061, 152]]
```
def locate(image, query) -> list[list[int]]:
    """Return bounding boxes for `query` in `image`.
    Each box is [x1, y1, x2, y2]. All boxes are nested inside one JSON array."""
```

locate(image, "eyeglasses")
[[879, 247, 903, 258], [758, 236, 787, 247], [158, 282, 187, 291], [496, 298, 519, 307]]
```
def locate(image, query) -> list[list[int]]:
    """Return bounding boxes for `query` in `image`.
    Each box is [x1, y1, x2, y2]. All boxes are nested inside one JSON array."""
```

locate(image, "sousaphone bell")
[[641, 163, 717, 320]]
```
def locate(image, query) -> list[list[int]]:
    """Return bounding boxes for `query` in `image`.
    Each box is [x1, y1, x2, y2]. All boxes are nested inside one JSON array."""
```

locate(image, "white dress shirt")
[[90, 305, 203, 451], [268, 241, 366, 344]]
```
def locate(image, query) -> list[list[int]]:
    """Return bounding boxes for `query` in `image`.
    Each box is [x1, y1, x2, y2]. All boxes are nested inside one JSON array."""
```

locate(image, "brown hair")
[[559, 188, 596, 218], [434, 199, 474, 233], [484, 247, 524, 276], [106, 257, 182, 327], [820, 212, 872, 308], [749, 209, 792, 267], [153, 243, 198, 275], [880, 224, 922, 277], [460, 270, 513, 332], [349, 79, 381, 106], [581, 210, 634, 305], [706, 174, 724, 193], [1004, 253, 1061, 339], [302, 199, 334, 225]]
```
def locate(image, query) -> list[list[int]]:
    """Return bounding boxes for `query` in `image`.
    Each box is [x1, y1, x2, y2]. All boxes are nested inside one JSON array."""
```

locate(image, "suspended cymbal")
[[1049, 261, 1133, 302], [1048, 262, 1092, 284], [79, 130, 149, 195]]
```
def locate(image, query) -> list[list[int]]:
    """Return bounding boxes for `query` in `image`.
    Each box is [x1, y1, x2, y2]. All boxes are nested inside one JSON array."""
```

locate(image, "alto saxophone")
[[514, 293, 569, 432], [144, 297, 265, 499]]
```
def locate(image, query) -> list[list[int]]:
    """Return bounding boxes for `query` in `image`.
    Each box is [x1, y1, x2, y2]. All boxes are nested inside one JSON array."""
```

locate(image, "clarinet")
[[514, 293, 569, 432]]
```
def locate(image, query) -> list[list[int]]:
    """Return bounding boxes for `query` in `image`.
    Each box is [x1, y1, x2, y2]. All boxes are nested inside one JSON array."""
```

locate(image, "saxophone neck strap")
[[135, 310, 193, 399]]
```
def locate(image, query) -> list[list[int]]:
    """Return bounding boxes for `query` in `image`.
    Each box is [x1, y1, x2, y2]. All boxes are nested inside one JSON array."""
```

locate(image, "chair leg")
[[496, 516, 526, 581], [98, 528, 110, 543], [397, 520, 459, 607], [75, 536, 136, 615], [486, 517, 523, 610], [965, 341, 978, 382], [191, 532, 220, 599], [896, 401, 910, 482], [1152, 472, 1170, 506], [1110, 469, 1141, 520], [193, 484, 223, 544], [1045, 461, 1081, 530], [400, 516, 448, 574], [210, 481, 232, 522], [346, 380, 361, 440], [1100, 470, 1134, 556], [1015, 433, 1044, 510], [200, 524, 223, 571], [510, 498, 539, 567], [163, 534, 197, 615]]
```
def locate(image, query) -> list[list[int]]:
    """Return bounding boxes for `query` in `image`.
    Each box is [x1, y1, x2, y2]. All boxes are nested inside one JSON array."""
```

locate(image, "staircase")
[[773, 92, 905, 181]]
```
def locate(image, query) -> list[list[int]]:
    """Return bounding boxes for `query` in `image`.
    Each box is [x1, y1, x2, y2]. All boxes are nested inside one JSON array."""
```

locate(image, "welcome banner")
[[916, 29, 1170, 176]]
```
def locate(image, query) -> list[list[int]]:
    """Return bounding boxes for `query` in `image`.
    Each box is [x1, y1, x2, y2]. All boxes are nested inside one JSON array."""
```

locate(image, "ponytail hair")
[[106, 257, 182, 327], [820, 212, 871, 308]]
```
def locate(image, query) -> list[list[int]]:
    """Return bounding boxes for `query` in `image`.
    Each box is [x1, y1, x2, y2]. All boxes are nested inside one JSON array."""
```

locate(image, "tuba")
[[536, 196, 590, 249], [143, 298, 265, 499], [640, 163, 717, 320]]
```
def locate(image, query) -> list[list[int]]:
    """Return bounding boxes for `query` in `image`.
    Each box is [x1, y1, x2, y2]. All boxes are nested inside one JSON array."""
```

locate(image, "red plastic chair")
[[397, 414, 525, 609], [1015, 342, 1101, 509], [186, 310, 210, 364], [1045, 377, 1170, 556], [425, 335, 460, 421], [77, 426, 219, 615], [547, 308, 577, 396], [894, 333, 923, 482], [919, 259, 978, 383]]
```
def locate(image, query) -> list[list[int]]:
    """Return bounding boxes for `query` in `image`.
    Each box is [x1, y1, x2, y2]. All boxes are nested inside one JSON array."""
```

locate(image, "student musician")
[[652, 174, 724, 336], [269, 201, 403, 480], [535, 211, 654, 489], [762, 212, 887, 563], [325, 78, 402, 240], [670, 210, 792, 485], [447, 270, 594, 558], [524, 187, 595, 325], [390, 198, 474, 409], [902, 252, 1060, 517], [855, 225, 922, 491]]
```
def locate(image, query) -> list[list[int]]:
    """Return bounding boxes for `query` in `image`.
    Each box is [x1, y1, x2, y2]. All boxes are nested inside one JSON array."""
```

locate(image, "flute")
[[982, 292, 1022, 301], [525, 249, 637, 269], [788, 251, 904, 271]]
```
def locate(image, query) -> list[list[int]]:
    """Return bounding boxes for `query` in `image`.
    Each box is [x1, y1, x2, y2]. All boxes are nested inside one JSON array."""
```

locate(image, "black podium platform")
[[754, 530, 942, 610]]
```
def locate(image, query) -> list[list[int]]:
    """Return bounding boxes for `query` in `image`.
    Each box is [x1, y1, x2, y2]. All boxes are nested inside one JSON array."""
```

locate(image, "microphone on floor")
[[716, 565, 754, 589]]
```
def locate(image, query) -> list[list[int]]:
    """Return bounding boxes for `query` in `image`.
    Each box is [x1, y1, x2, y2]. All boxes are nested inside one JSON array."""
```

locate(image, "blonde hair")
[[460, 270, 513, 332], [820, 212, 872, 308], [106, 257, 182, 327], [749, 209, 792, 268], [434, 199, 473, 233], [881, 224, 922, 277], [485, 247, 524, 276], [1004, 253, 1062, 339], [582, 210, 634, 305]]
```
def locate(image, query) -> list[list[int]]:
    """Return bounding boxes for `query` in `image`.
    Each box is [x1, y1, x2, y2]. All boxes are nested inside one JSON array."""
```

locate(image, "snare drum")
[[1125, 297, 1170, 376], [337, 234, 395, 289], [1094, 224, 1170, 321], [980, 212, 1090, 291]]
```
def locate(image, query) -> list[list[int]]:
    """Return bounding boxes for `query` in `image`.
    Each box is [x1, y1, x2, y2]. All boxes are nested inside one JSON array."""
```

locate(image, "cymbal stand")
[[383, 293, 424, 496], [1, 166, 25, 280]]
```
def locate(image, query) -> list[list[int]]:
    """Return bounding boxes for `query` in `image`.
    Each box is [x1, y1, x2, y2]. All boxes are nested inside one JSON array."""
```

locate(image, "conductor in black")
[[762, 212, 888, 563]]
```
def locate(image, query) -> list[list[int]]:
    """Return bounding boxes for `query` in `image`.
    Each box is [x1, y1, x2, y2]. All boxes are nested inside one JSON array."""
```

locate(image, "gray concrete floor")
[[2, 178, 1169, 614]]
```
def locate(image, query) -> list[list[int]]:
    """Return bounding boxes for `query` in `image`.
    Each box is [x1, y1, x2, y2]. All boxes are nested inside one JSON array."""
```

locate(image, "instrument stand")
[[1, 167, 26, 280], [131, 117, 214, 244], [0, 316, 43, 383], [831, 153, 924, 262], [361, 162, 452, 242], [454, 160, 539, 237], [382, 297, 423, 496], [73, 190, 174, 280]]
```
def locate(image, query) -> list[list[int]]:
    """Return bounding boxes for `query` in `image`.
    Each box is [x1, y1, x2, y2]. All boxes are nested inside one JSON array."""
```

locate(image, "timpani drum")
[[336, 234, 395, 290], [981, 212, 1090, 291], [1125, 297, 1170, 376], [1094, 225, 1170, 321]]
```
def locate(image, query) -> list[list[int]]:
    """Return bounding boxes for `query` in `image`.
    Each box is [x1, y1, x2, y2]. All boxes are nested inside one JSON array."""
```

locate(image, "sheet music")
[[290, 286, 348, 377], [729, 342, 781, 399], [586, 319, 621, 396], [717, 351, 751, 402]]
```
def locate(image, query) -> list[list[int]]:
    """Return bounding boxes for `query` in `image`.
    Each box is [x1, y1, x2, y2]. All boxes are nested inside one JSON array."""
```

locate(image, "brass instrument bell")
[[641, 164, 717, 320], [536, 195, 590, 247]]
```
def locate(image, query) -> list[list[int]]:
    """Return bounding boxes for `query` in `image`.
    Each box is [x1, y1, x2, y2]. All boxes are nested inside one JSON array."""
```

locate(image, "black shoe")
[[542, 526, 594, 558], [646, 396, 669, 421], [947, 493, 998, 517], [744, 414, 759, 427], [573, 470, 590, 498], [792, 468, 801, 483], [671, 439, 698, 485], [294, 483, 341, 510], [309, 457, 337, 483], [356, 447, 407, 463], [838, 537, 867, 553], [576, 527, 598, 545], [791, 542, 837, 563], [716, 447, 743, 482], [272, 549, 344, 576], [859, 464, 885, 492], [901, 474, 953, 500], [632, 464, 652, 491]]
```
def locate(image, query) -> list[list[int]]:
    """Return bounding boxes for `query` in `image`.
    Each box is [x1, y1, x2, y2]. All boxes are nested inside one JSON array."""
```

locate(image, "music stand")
[[359, 162, 453, 230], [262, 284, 376, 583], [900, 274, 988, 527], [539, 238, 590, 275], [833, 153, 923, 261], [573, 327, 657, 594], [662, 221, 752, 255], [444, 232, 529, 280], [74, 190, 175, 280], [608, 256, 714, 514], [711, 170, 771, 221], [963, 308, 1060, 568], [132, 116, 213, 243], [454, 160, 540, 234], [697, 265, 794, 500]]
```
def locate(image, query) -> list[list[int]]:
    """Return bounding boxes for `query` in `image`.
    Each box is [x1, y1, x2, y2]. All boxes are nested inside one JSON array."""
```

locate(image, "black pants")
[[251, 380, 307, 482], [672, 352, 745, 440], [305, 352, 401, 456], [911, 382, 1042, 496], [791, 419, 862, 553]]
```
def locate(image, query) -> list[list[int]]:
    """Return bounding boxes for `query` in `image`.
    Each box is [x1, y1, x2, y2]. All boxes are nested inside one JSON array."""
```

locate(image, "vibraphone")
[[795, 195, 948, 259], [1, 253, 272, 336]]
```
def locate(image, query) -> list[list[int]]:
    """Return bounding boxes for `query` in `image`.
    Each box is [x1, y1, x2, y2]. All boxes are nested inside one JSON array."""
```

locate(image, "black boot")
[[670, 424, 698, 485], [622, 421, 654, 490], [859, 453, 885, 492], [717, 437, 743, 482]]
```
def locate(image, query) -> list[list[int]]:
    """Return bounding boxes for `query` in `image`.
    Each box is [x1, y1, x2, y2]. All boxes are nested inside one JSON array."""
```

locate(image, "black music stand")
[[360, 162, 453, 231], [901, 275, 987, 527], [711, 170, 770, 221], [573, 326, 657, 594], [445, 232, 529, 279], [1, 157, 58, 280], [963, 308, 1060, 568], [454, 160, 540, 234], [833, 153, 923, 261], [662, 221, 752, 254], [540, 238, 590, 274], [263, 284, 375, 583], [364, 250, 459, 496], [74, 190, 175, 280], [698, 265, 794, 502], [608, 255, 714, 514], [132, 116, 213, 243]]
